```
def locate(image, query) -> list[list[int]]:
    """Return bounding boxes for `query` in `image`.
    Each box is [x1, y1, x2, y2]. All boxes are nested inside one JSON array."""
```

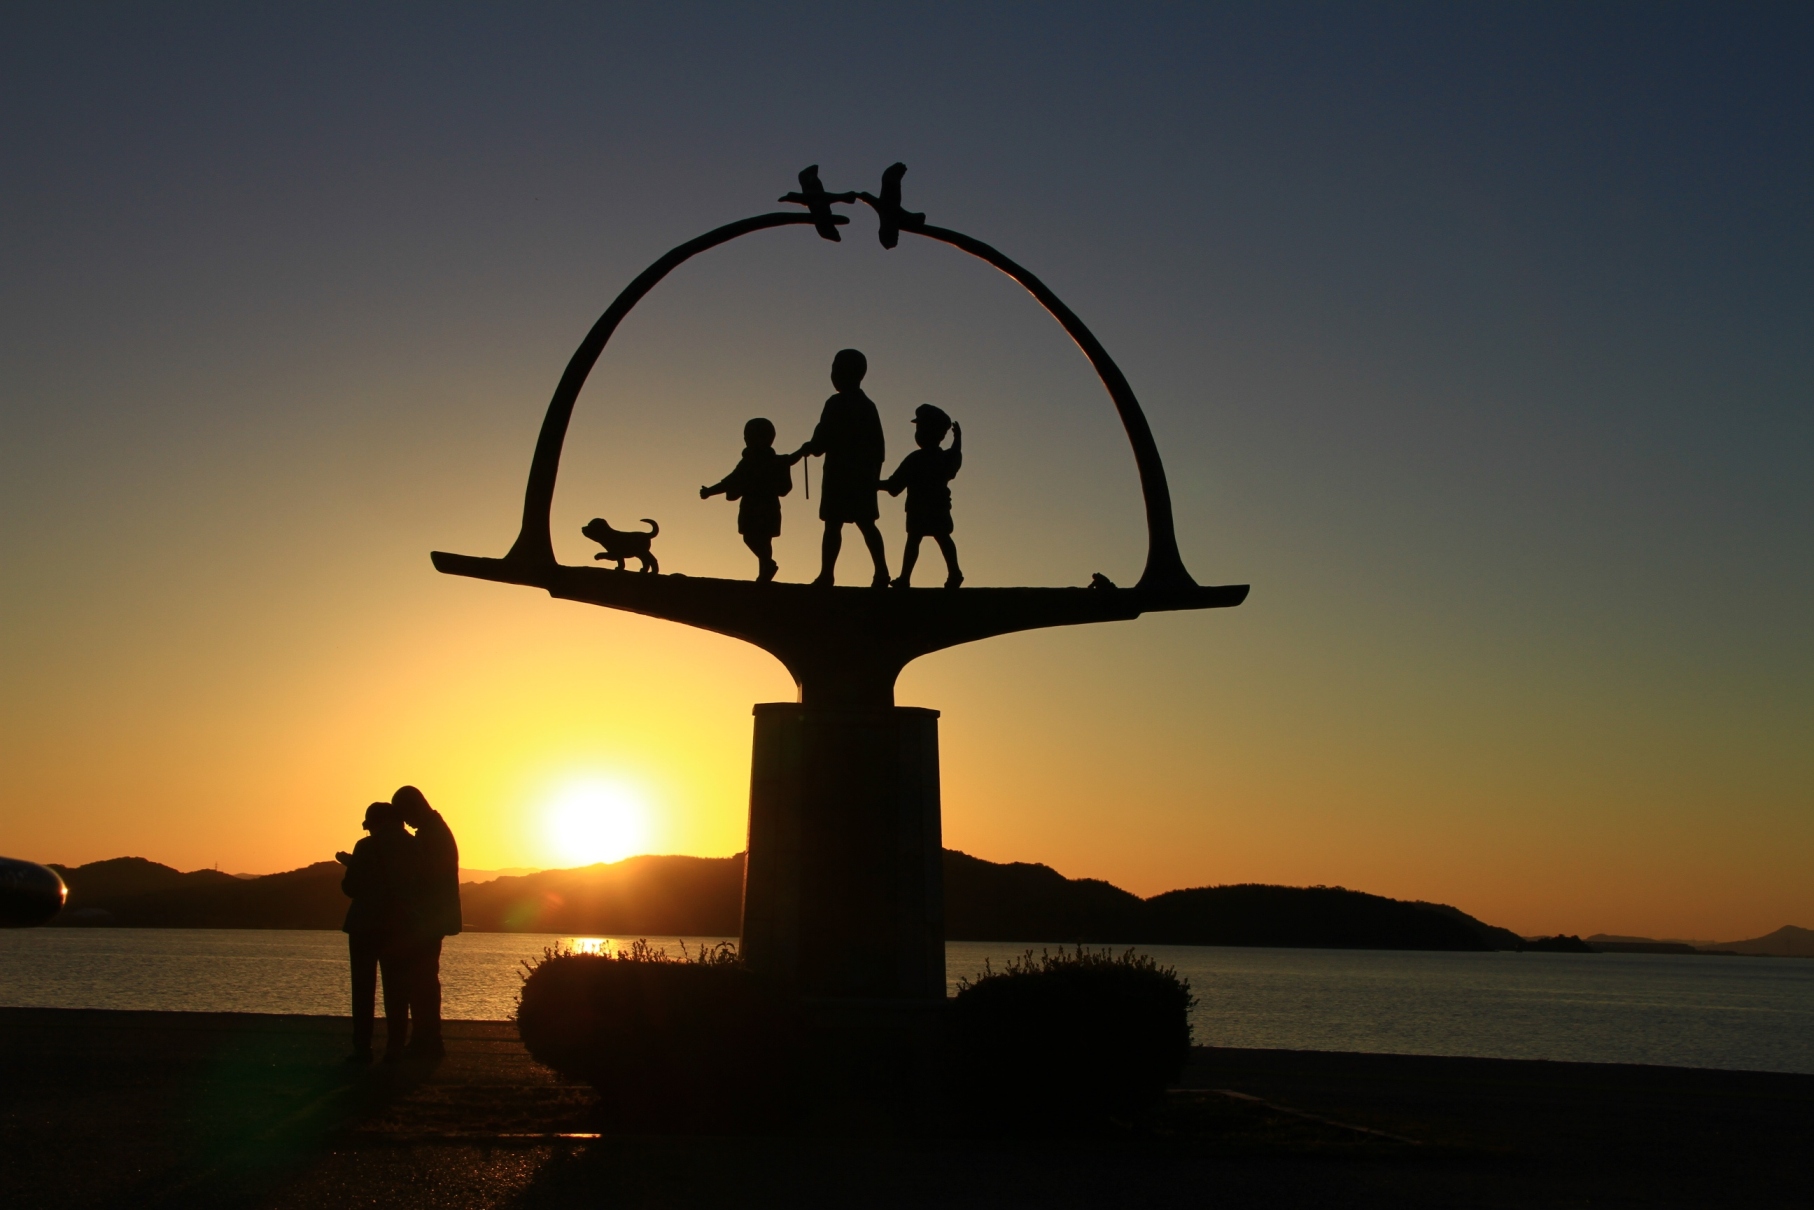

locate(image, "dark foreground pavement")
[[2, 1008, 1809, 1209]]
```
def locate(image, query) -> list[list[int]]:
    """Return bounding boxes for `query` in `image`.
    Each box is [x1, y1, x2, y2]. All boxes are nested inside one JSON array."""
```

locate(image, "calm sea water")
[[2, 929, 1810, 1074]]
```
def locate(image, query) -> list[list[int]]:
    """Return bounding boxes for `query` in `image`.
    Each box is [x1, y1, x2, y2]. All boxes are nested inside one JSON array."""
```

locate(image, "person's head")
[[742, 417, 776, 449], [830, 348, 867, 393], [363, 801, 404, 834], [912, 403, 952, 449], [392, 785, 431, 828]]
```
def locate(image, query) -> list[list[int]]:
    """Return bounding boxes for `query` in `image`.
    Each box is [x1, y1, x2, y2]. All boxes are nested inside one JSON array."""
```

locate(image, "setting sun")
[[542, 779, 653, 866]]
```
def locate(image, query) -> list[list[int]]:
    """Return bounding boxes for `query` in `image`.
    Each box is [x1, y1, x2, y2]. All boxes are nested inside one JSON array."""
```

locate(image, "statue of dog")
[[581, 518, 660, 573]]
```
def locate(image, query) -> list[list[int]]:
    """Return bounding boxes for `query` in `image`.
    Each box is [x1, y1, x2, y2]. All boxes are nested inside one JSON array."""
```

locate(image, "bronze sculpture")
[[431, 165, 1247, 1013]]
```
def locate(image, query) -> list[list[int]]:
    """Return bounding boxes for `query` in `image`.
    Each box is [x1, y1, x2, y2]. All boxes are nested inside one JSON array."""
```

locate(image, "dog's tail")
[[641, 518, 659, 537]]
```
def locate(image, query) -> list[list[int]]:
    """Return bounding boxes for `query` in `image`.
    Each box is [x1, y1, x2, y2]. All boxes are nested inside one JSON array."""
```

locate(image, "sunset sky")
[[2, 4, 1808, 941]]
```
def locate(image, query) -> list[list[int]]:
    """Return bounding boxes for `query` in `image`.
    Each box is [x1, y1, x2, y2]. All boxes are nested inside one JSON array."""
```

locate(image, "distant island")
[[40, 852, 1811, 956], [1519, 934, 1597, 954], [1587, 927, 1814, 958]]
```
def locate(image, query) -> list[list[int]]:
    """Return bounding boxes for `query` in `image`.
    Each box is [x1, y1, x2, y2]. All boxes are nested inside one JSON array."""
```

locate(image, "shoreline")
[[7, 1003, 1812, 1080], [23, 919, 1814, 962]]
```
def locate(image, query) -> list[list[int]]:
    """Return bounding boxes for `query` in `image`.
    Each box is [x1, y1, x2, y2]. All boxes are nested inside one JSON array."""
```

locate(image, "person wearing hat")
[[337, 801, 424, 1063], [881, 404, 964, 589], [791, 348, 890, 587]]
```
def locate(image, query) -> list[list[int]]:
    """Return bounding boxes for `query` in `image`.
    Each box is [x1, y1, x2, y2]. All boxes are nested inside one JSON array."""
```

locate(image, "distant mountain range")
[[49, 857, 354, 930], [40, 852, 1515, 949], [939, 851, 1526, 950], [40, 853, 1809, 956]]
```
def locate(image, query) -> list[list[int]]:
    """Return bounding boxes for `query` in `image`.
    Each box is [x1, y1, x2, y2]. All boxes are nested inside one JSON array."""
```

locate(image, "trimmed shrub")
[[947, 947, 1194, 1131], [516, 940, 791, 1130]]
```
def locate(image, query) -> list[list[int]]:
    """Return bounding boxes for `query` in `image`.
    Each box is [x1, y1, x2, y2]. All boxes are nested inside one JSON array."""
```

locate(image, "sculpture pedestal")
[[741, 703, 945, 1001], [740, 703, 946, 1124]]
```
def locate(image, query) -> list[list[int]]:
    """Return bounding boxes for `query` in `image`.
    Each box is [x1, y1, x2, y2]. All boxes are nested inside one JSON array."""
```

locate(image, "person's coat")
[[340, 829, 424, 939], [412, 807, 464, 937]]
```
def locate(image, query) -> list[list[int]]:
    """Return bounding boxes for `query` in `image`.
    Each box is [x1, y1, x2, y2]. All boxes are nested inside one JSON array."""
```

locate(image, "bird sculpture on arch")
[[430, 163, 1247, 707]]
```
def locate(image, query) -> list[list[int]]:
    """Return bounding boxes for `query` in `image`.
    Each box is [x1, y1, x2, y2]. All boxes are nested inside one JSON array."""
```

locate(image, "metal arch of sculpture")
[[431, 165, 1248, 709]]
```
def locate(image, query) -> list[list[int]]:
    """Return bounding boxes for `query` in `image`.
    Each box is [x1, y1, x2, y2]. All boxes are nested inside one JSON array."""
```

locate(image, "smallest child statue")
[[701, 417, 803, 582], [882, 404, 964, 588]]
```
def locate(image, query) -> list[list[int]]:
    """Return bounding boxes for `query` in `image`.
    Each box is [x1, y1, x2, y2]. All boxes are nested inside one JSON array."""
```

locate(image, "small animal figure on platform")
[[581, 518, 660, 573], [701, 417, 803, 582]]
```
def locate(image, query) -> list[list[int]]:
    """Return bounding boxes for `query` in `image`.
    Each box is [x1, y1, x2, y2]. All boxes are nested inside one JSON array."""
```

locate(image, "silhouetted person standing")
[[339, 801, 422, 1063], [794, 349, 889, 587], [394, 785, 459, 1059], [883, 404, 964, 588], [701, 417, 802, 582]]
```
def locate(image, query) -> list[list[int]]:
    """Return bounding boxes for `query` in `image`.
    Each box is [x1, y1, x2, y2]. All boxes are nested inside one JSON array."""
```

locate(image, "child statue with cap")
[[881, 404, 964, 589]]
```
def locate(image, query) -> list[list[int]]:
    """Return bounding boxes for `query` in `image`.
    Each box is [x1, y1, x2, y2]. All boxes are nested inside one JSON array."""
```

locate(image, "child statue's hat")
[[913, 404, 951, 429]]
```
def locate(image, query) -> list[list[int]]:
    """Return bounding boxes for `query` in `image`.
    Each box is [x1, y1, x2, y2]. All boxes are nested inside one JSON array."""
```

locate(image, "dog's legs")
[[641, 553, 658, 574]]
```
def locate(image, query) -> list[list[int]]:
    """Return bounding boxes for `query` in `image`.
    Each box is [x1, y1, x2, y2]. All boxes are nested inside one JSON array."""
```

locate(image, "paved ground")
[[3, 1008, 1809, 1208]]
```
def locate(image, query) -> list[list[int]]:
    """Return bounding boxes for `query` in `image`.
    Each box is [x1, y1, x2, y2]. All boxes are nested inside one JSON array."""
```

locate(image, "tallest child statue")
[[794, 348, 889, 587]]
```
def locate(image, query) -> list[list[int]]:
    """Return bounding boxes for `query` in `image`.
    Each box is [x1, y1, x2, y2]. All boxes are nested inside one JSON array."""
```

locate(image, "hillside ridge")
[[40, 849, 1548, 951]]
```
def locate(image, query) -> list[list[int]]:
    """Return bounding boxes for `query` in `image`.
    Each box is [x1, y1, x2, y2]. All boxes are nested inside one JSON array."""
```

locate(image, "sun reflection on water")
[[562, 937, 614, 956]]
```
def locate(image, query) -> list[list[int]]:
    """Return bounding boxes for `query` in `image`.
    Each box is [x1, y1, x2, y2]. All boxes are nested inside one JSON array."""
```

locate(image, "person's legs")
[[348, 932, 378, 1059], [815, 521, 842, 585], [410, 937, 444, 1051], [935, 535, 963, 587], [377, 941, 411, 1058], [743, 534, 777, 582], [893, 533, 923, 587], [857, 520, 889, 587]]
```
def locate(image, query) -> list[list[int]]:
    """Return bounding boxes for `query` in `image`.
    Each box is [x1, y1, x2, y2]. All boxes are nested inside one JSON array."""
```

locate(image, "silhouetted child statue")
[[701, 417, 802, 582], [882, 404, 964, 588], [791, 348, 889, 587]]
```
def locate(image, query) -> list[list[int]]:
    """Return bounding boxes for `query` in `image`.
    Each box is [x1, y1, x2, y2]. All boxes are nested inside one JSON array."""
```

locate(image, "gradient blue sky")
[[2, 3, 1809, 938]]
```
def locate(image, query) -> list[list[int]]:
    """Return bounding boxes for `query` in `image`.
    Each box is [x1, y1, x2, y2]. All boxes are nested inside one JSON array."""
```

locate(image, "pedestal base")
[[740, 704, 945, 1002]]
